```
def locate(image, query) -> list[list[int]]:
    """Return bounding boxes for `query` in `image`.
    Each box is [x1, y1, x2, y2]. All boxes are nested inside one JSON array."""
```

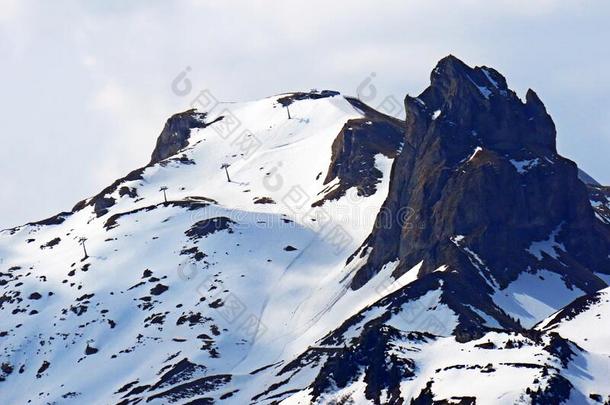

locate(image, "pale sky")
[[1, 0, 609, 229]]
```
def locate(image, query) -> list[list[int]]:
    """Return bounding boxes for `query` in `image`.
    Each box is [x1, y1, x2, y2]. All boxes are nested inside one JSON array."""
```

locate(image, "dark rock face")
[[588, 184, 610, 225], [271, 326, 418, 404], [93, 196, 116, 217], [27, 212, 72, 227], [527, 374, 573, 405], [276, 90, 340, 107], [118, 186, 138, 199], [145, 374, 230, 403], [185, 217, 235, 240], [312, 326, 415, 404], [149, 109, 213, 165], [314, 98, 404, 206], [84, 345, 98, 355], [150, 284, 169, 296], [40, 237, 61, 250], [253, 196, 275, 205], [148, 358, 207, 392], [79, 166, 146, 217], [352, 56, 610, 300]]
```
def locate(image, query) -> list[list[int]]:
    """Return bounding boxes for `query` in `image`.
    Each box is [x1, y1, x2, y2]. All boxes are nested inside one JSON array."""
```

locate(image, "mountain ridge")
[[1, 56, 609, 404]]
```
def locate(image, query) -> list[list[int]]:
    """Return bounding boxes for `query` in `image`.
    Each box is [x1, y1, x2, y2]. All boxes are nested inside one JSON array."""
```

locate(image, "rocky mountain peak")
[[149, 109, 215, 165], [351, 56, 610, 338], [430, 54, 508, 96], [406, 55, 556, 157]]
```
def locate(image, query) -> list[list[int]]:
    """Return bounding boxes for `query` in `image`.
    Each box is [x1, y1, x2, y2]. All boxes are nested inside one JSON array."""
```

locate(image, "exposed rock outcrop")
[[149, 109, 213, 165], [314, 98, 404, 205], [276, 89, 340, 107]]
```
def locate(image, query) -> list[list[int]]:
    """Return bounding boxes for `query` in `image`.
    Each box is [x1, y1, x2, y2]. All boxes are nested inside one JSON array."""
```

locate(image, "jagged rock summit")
[[351, 55, 610, 335], [1, 56, 609, 404]]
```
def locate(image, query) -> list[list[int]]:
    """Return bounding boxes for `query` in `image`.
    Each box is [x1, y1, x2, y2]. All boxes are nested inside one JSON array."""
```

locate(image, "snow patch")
[[465, 305, 502, 329], [492, 269, 585, 328], [527, 224, 566, 260], [481, 68, 499, 88], [509, 158, 541, 174], [467, 146, 483, 161], [467, 75, 492, 99], [386, 288, 458, 336]]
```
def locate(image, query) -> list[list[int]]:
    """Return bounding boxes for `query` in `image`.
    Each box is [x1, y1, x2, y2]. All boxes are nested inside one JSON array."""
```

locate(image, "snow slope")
[[0, 92, 405, 404], [0, 82, 609, 404], [536, 287, 610, 402]]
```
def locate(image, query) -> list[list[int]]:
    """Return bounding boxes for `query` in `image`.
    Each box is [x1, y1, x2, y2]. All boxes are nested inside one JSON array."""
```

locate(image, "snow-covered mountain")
[[1, 56, 609, 405]]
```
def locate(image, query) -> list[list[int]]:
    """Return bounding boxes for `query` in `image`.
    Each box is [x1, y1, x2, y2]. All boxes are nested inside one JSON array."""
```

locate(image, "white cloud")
[[0, 0, 23, 23], [82, 55, 97, 68], [91, 81, 128, 112]]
